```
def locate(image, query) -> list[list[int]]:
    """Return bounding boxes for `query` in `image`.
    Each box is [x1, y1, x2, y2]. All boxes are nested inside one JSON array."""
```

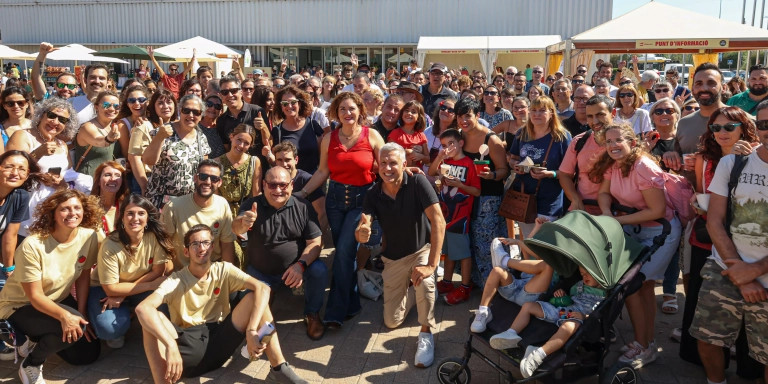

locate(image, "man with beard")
[[663, 63, 726, 183], [30, 43, 80, 103], [512, 72, 527, 96], [562, 84, 596, 137], [161, 160, 235, 269], [727, 64, 768, 115], [216, 76, 269, 153], [421, 63, 457, 116], [373, 94, 404, 142], [559, 95, 613, 215]]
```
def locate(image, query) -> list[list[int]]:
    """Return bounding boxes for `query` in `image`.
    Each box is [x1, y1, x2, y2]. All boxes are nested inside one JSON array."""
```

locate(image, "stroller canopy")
[[523, 211, 646, 289]]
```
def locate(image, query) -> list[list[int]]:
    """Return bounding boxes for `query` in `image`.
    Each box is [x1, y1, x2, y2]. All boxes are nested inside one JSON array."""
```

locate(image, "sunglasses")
[[653, 108, 675, 115], [275, 84, 285, 89], [181, 107, 202, 116], [197, 172, 221, 182], [684, 105, 700, 112], [618, 93, 634, 98], [46, 110, 70, 124], [572, 80, 584, 85], [127, 97, 148, 104], [169, 67, 179, 71], [577, 70, 587, 74], [654, 88, 670, 94], [483, 91, 498, 96], [220, 88, 240, 96], [56, 82, 77, 90], [206, 101, 223, 110], [241, 87, 255, 92], [4, 100, 26, 108], [280, 100, 299, 107], [709, 122, 742, 133], [619, 81, 632, 86], [265, 181, 291, 190], [506, 72, 515, 76], [756, 120, 768, 131], [439, 104, 455, 114], [532, 70, 543, 74], [102, 102, 119, 110], [474, 76, 486, 80]]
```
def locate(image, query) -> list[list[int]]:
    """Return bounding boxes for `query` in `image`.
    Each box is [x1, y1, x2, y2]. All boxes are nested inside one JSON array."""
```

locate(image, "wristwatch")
[[297, 259, 308, 272]]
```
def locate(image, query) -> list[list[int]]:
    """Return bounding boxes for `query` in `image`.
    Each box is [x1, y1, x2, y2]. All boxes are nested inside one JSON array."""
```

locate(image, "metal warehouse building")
[[1, 0, 611, 72]]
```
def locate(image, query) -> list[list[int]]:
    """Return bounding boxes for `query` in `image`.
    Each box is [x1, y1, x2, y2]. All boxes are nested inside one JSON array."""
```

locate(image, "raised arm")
[[32, 42, 57, 101], [181, 49, 196, 78], [147, 47, 166, 79]]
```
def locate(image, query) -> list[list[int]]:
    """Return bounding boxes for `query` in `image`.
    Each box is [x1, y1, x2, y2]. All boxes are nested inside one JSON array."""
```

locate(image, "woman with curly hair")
[[87, 194, 173, 349], [589, 123, 682, 369], [7, 97, 76, 171], [0, 189, 103, 383], [614, 84, 652, 136], [91, 160, 129, 237], [679, 106, 758, 363], [726, 76, 747, 95], [271, 85, 324, 173]]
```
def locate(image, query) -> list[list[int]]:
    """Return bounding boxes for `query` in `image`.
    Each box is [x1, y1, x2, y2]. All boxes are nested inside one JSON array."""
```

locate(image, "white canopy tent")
[[488, 35, 562, 75], [0, 46, 34, 60], [46, 44, 128, 64], [416, 36, 490, 75]]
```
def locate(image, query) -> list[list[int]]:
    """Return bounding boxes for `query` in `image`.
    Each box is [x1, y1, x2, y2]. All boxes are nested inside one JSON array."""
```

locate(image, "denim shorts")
[[536, 301, 585, 326], [497, 275, 543, 306]]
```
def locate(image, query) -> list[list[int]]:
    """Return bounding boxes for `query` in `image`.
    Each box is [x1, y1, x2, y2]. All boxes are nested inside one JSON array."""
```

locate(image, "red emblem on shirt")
[[148, 257, 154, 264], [213, 222, 220, 229], [77, 255, 86, 264], [213, 287, 221, 295]]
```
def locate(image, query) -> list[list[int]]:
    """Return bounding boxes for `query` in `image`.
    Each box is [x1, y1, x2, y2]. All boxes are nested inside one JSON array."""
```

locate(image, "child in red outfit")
[[388, 101, 429, 167]]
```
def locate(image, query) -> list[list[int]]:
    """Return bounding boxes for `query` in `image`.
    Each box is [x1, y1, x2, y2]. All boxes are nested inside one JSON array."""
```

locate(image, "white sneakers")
[[490, 238, 521, 270], [17, 338, 36, 359], [489, 329, 522, 350], [520, 345, 546, 378], [19, 362, 45, 384], [470, 310, 493, 333], [414, 332, 434, 368], [618, 340, 657, 369]]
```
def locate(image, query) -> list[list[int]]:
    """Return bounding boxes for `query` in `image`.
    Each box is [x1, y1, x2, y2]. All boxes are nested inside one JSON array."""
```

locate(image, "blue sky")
[[613, 0, 767, 25]]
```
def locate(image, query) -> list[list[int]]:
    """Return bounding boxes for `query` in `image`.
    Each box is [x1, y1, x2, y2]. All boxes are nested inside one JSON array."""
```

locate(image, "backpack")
[[662, 171, 695, 226]]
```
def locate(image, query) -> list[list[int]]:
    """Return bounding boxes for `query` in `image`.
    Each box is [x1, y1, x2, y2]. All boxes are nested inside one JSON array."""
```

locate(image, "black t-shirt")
[[215, 102, 268, 149], [562, 114, 589, 138], [362, 173, 439, 261], [373, 119, 396, 143], [464, 132, 504, 196], [272, 119, 324, 174], [0, 188, 29, 234], [293, 169, 324, 202], [651, 138, 676, 172], [239, 195, 321, 276]]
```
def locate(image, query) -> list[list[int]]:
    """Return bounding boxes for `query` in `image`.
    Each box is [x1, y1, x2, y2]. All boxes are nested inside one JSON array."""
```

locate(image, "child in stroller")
[[489, 265, 606, 377]]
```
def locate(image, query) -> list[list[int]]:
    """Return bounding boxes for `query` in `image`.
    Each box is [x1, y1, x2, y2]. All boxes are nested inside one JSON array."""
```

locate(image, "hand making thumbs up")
[[355, 214, 372, 243], [242, 202, 258, 229], [106, 122, 120, 144]]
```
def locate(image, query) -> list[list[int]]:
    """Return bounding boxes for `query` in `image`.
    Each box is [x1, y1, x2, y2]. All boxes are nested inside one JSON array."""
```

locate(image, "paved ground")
[[0, 249, 757, 384]]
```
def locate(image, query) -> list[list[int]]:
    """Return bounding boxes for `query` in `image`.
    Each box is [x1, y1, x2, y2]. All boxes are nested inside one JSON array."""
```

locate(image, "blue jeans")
[[323, 181, 371, 324], [86, 286, 152, 340], [246, 262, 328, 314]]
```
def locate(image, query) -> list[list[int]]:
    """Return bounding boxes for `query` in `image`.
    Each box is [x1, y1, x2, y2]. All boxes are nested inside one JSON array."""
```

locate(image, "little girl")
[[388, 101, 429, 167]]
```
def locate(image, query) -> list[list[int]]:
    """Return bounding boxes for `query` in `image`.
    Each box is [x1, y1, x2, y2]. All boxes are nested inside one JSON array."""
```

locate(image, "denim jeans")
[[323, 181, 371, 324], [86, 286, 152, 340], [246, 262, 328, 315]]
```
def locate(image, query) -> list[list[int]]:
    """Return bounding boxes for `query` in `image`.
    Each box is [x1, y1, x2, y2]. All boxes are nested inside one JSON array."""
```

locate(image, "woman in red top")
[[296, 92, 385, 327]]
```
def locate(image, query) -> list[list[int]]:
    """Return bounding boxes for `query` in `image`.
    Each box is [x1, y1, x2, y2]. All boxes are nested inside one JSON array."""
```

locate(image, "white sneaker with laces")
[[489, 329, 522, 350], [520, 346, 546, 378], [17, 339, 36, 359], [414, 332, 434, 368], [470, 310, 493, 333], [618, 341, 657, 369], [491, 238, 509, 269], [619, 339, 656, 353], [18, 362, 45, 384]]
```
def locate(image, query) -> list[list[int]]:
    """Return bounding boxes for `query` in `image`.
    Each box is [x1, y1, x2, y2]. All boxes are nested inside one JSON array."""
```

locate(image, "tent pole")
[[564, 39, 572, 77]]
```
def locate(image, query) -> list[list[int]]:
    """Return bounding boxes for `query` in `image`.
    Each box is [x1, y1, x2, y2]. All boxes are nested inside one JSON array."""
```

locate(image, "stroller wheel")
[[600, 362, 637, 384], [436, 358, 471, 384]]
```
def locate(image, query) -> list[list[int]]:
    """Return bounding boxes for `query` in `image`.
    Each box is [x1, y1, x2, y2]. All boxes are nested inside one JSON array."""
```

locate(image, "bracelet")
[[1, 265, 15, 273], [105, 136, 116, 144], [552, 171, 557, 179]]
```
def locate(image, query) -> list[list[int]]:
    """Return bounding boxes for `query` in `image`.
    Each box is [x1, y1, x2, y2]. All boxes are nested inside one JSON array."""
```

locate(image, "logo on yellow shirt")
[[148, 257, 154, 264], [77, 255, 86, 264], [213, 287, 221, 295]]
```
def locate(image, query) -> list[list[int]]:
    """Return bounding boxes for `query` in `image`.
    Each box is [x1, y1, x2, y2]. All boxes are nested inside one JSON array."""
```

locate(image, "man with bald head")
[[233, 166, 328, 341]]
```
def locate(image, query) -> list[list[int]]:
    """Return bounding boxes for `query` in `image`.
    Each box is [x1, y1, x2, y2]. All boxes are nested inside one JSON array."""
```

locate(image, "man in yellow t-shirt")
[[161, 160, 235, 269], [136, 224, 307, 383]]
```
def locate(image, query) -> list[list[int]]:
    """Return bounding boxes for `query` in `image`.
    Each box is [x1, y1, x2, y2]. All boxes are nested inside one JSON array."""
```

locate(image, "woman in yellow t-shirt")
[[87, 194, 174, 349], [90, 160, 129, 238], [0, 189, 103, 383]]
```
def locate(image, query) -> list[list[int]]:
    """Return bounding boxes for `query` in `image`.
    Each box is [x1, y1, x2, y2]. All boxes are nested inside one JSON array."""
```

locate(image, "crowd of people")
[[0, 40, 763, 384]]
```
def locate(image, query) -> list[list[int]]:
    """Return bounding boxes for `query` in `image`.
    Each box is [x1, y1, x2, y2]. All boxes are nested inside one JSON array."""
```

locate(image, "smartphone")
[[48, 167, 62, 175]]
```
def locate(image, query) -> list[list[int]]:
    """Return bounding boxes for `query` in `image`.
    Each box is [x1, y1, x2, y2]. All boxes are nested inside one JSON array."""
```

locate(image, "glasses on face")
[[181, 107, 202, 117], [102, 102, 119, 110], [430, 71, 444, 77], [220, 88, 240, 96], [197, 172, 221, 182], [483, 91, 498, 96], [618, 93, 634, 98], [241, 87, 255, 92], [188, 240, 213, 250], [280, 100, 299, 107], [56, 82, 77, 90], [654, 88, 670, 94], [4, 100, 26, 108], [619, 81, 632, 86], [572, 80, 584, 85], [46, 110, 70, 124], [574, 97, 590, 104], [577, 69, 587, 74], [439, 104, 455, 114], [756, 120, 768, 130], [653, 108, 675, 115], [553, 87, 568, 93], [0, 164, 28, 176], [475, 76, 486, 80], [206, 101, 223, 110], [127, 97, 147, 104], [506, 72, 515, 76], [169, 67, 179, 72], [684, 105, 700, 112], [265, 181, 291, 190], [532, 70, 543, 74], [709, 122, 742, 133]]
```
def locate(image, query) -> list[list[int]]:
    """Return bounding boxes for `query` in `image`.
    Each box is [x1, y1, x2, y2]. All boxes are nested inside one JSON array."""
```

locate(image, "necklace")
[[338, 127, 359, 140]]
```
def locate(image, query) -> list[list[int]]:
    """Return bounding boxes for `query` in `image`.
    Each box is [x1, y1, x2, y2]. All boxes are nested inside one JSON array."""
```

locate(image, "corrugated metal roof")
[[1, 0, 612, 45]]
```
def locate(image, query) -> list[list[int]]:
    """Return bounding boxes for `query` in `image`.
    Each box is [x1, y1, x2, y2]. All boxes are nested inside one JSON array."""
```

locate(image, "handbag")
[[498, 137, 554, 223]]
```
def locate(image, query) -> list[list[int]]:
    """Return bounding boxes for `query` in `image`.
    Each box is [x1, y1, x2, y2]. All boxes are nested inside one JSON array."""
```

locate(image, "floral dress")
[[146, 125, 211, 208]]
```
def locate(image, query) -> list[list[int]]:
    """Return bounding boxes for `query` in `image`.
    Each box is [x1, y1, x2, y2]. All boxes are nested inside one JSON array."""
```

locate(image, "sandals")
[[661, 294, 678, 314]]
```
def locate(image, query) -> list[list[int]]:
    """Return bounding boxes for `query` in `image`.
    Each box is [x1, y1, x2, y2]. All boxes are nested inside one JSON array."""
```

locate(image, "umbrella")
[[93, 45, 174, 61], [0, 45, 35, 60], [46, 44, 128, 64], [155, 36, 239, 61], [388, 53, 414, 63]]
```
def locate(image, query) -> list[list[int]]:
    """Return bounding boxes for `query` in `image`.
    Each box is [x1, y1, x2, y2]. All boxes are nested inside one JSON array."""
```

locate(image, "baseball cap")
[[429, 63, 448, 74], [252, 69, 264, 76]]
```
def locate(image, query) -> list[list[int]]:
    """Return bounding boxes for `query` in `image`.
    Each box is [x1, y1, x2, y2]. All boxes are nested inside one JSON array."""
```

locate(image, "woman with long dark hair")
[[0, 87, 32, 147], [87, 194, 173, 349], [90, 160, 129, 237], [479, 85, 512, 129]]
